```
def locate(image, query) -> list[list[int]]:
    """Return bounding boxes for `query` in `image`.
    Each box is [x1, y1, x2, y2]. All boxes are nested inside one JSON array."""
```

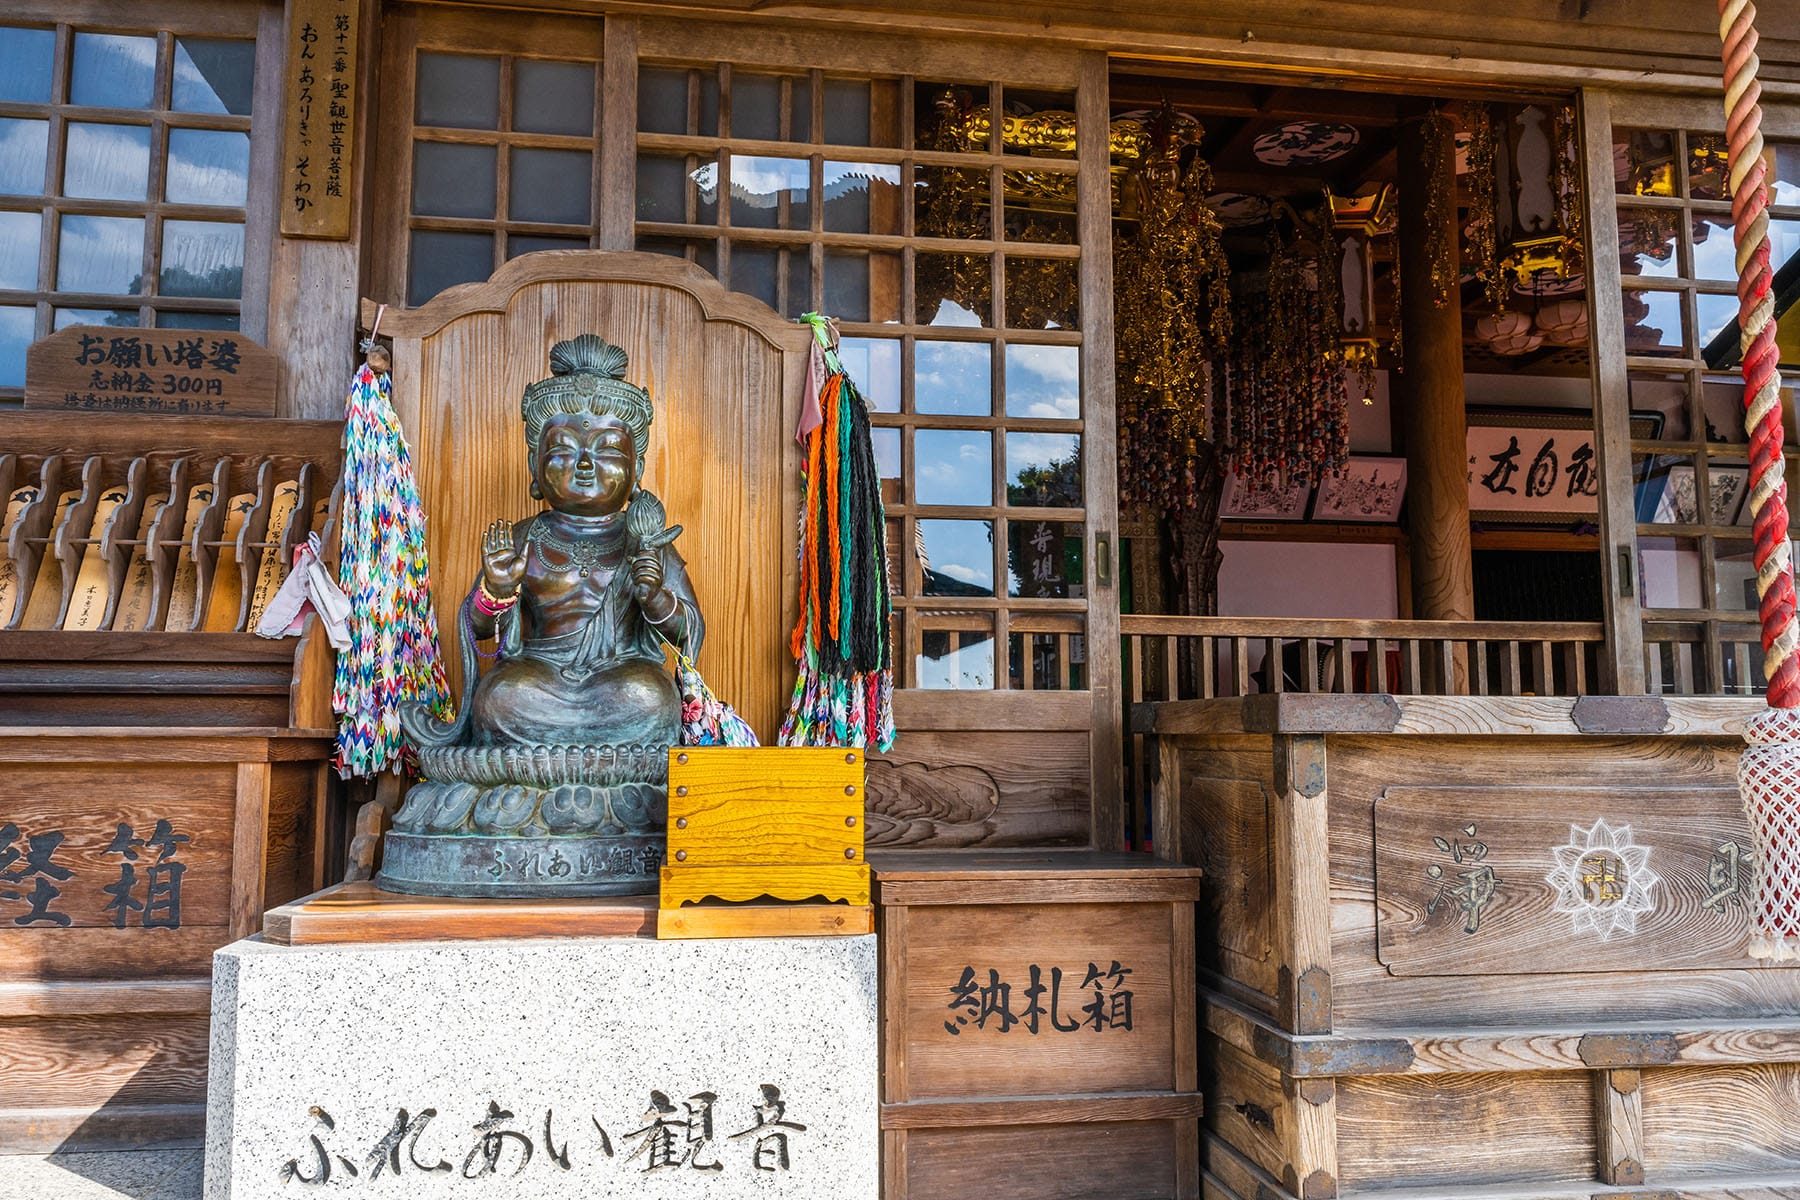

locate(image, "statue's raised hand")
[[481, 518, 527, 596]]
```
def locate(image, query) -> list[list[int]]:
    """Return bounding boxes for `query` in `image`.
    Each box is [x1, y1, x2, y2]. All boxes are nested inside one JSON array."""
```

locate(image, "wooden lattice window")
[[0, 18, 259, 402], [634, 64, 1088, 691], [376, 7, 606, 307], [1612, 126, 1800, 693]]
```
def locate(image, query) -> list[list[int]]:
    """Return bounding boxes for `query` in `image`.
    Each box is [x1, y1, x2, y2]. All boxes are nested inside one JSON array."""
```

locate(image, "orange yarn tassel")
[[790, 422, 824, 659]]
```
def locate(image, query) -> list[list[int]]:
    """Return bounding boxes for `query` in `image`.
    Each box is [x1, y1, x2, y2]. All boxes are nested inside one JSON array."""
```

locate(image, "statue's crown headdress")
[[521, 335, 653, 473]]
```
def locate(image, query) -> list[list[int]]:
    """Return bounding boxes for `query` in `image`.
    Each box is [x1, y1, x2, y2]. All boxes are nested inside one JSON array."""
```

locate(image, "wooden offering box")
[[872, 850, 1203, 1200], [0, 408, 342, 1152], [1144, 693, 1800, 1200]]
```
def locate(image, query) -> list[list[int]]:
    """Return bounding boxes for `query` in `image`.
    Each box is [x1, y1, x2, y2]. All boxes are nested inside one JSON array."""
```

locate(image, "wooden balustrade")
[[1120, 615, 1607, 703], [1642, 618, 1765, 697]]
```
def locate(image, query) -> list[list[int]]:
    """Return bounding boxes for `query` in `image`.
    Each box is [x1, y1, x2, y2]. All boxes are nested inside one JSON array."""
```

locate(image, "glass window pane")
[[823, 161, 900, 234], [1700, 375, 1747, 445], [1004, 180, 1077, 244], [412, 142, 496, 219], [1622, 289, 1685, 357], [823, 79, 871, 147], [0, 118, 48, 195], [915, 82, 990, 153], [0, 27, 53, 103], [71, 33, 156, 109], [1638, 535, 1704, 608], [0, 209, 39, 290], [172, 38, 255, 116], [1717, 541, 1760, 610], [916, 252, 990, 326], [917, 627, 995, 689], [728, 155, 809, 230], [1696, 291, 1739, 361], [507, 234, 588, 260], [724, 243, 781, 313], [1010, 628, 1085, 690], [823, 248, 868, 321], [415, 53, 499, 130], [158, 310, 238, 330], [732, 73, 789, 142], [407, 229, 493, 306], [1007, 256, 1078, 329], [637, 67, 688, 135], [1617, 207, 1680, 278], [54, 307, 137, 330], [57, 215, 145, 295], [160, 220, 243, 299], [1771, 143, 1800, 208], [837, 336, 899, 412], [1615, 129, 1676, 197], [64, 123, 151, 201], [166, 129, 250, 207], [1628, 371, 1691, 441], [917, 518, 993, 597], [1004, 343, 1080, 420], [1637, 454, 1702, 525], [1697, 216, 1800, 285], [1007, 519, 1084, 598], [1688, 133, 1730, 201], [514, 60, 594, 137], [914, 428, 991, 506], [870, 426, 901, 504], [914, 340, 991, 416], [635, 154, 691, 224], [1002, 89, 1077, 159], [915, 166, 990, 239], [1006, 431, 1082, 506], [822, 249, 897, 323], [510, 147, 592, 226], [0, 304, 31, 387]]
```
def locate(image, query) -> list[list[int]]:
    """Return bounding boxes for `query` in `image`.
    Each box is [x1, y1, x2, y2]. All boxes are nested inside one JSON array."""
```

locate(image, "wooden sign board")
[[25, 326, 276, 417], [1375, 785, 1758, 975], [280, 0, 361, 239]]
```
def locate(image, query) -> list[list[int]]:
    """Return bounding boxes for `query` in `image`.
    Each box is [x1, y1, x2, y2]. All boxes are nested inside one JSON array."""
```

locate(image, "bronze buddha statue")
[[379, 335, 702, 897]]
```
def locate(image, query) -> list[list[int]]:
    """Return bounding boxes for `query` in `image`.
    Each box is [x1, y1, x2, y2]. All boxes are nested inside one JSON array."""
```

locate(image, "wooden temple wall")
[[1146, 694, 1800, 1199]]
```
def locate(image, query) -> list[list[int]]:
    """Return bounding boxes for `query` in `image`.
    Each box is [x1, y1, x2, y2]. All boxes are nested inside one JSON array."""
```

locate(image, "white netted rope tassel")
[[1740, 709, 1800, 958]]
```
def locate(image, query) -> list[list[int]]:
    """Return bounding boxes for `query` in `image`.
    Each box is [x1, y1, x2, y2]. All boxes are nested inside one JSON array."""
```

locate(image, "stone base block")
[[204, 933, 877, 1198]]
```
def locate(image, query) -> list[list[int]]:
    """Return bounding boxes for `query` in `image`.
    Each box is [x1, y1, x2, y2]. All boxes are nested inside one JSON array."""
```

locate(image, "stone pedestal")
[[204, 933, 878, 1198]]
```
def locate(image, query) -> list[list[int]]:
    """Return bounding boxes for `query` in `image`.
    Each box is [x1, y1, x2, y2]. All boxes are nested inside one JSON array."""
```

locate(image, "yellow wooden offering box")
[[657, 746, 871, 939]]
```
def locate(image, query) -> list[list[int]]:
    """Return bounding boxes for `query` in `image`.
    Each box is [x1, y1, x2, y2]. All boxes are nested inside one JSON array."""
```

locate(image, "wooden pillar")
[[1395, 104, 1474, 632]]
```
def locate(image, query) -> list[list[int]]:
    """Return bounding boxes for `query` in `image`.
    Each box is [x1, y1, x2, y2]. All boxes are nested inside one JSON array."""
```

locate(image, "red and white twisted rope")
[[1721, 0, 1798, 707]]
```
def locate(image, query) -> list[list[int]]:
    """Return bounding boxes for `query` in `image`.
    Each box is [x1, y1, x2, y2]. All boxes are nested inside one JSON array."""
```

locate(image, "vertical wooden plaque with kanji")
[[280, 0, 360, 238]]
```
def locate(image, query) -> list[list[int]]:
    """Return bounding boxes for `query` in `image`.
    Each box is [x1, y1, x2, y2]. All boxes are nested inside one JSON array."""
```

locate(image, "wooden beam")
[[1394, 102, 1474, 638]]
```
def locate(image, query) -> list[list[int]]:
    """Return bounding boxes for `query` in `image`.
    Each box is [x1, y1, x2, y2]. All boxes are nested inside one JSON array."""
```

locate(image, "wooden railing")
[[1121, 615, 1609, 703], [1643, 619, 1765, 696]]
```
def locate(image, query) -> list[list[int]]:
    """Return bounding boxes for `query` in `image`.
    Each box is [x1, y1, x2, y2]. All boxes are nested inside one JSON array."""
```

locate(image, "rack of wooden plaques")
[[0, 407, 345, 1153]]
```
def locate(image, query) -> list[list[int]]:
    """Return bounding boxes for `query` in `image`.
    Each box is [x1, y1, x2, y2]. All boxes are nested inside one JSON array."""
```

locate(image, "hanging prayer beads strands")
[[1219, 211, 1351, 487]]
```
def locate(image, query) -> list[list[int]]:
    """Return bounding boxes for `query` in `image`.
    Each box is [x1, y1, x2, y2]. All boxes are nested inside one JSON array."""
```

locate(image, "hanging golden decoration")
[[1464, 103, 1507, 309], [1420, 107, 1459, 307], [1113, 106, 1231, 512]]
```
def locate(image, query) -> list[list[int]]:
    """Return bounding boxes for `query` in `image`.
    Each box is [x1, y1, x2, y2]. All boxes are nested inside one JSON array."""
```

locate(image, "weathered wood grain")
[[1641, 1064, 1800, 1177], [865, 731, 1089, 848], [897, 900, 1178, 1099], [1372, 785, 1759, 976], [655, 902, 873, 939], [901, 1120, 1185, 1200], [262, 881, 657, 945], [1335, 1071, 1596, 1189]]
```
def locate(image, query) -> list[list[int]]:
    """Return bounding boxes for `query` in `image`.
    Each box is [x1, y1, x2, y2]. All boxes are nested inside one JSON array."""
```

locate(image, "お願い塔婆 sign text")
[[281, 0, 360, 239], [24, 326, 277, 417]]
